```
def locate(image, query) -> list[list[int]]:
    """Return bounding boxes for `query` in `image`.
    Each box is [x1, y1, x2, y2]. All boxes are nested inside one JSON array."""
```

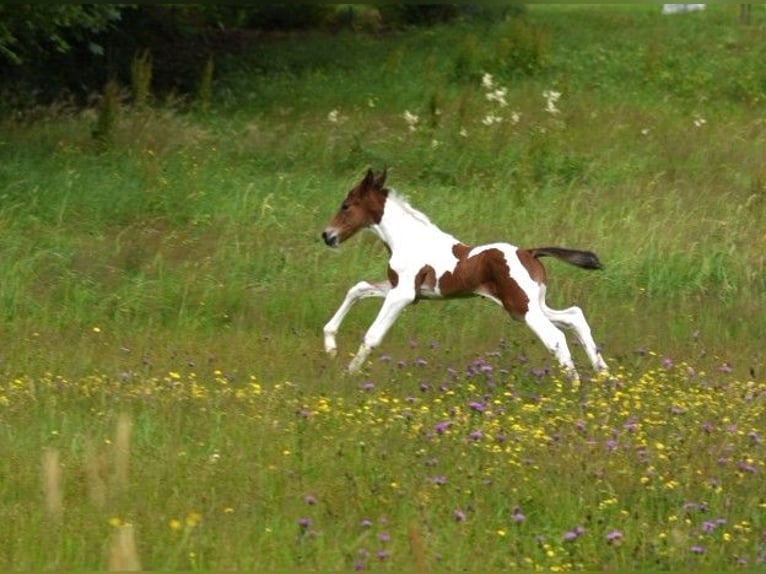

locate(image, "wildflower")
[[606, 530, 623, 543], [328, 109, 340, 123], [434, 421, 450, 435], [467, 430, 483, 441], [169, 518, 182, 531], [481, 113, 502, 126], [543, 89, 561, 114], [468, 400, 486, 413], [454, 509, 466, 522], [693, 114, 707, 128], [304, 494, 317, 505], [403, 110, 419, 132], [481, 72, 494, 90], [376, 549, 390, 561], [378, 531, 390, 543], [431, 475, 447, 485], [486, 87, 508, 107], [459, 128, 468, 137], [691, 544, 705, 554], [360, 519, 373, 528], [298, 517, 312, 529], [512, 507, 526, 523]]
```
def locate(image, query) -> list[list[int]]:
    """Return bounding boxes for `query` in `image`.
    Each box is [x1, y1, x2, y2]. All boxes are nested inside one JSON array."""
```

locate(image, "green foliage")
[[0, 4, 123, 64], [92, 79, 121, 146], [196, 56, 215, 112], [130, 50, 153, 110]]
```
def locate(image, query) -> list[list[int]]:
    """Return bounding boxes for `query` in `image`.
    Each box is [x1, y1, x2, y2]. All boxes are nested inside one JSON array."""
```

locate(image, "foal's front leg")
[[348, 286, 416, 373], [323, 280, 391, 357]]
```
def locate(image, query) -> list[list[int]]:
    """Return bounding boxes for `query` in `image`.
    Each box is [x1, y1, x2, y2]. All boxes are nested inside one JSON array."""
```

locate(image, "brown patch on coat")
[[516, 248, 547, 284], [452, 242, 471, 260], [414, 265, 437, 297], [438, 247, 530, 318], [387, 265, 399, 288]]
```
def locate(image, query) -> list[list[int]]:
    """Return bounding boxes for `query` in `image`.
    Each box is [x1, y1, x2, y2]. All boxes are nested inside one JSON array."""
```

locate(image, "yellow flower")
[[186, 511, 202, 528], [169, 518, 182, 531]]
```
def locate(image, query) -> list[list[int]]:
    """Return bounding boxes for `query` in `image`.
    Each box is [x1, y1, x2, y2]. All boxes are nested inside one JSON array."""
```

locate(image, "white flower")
[[403, 110, 419, 132], [641, 128, 650, 136], [459, 128, 468, 138], [481, 113, 503, 126], [693, 114, 707, 128], [543, 89, 561, 115], [367, 98, 377, 108], [510, 111, 521, 125], [431, 139, 439, 148], [481, 72, 494, 90], [327, 109, 340, 123], [486, 87, 508, 107]]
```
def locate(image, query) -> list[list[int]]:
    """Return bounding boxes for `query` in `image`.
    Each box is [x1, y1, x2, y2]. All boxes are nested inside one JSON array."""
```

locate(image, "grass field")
[[0, 4, 764, 570]]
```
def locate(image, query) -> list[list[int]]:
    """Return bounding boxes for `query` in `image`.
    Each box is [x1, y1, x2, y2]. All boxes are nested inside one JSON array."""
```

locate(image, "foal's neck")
[[371, 194, 456, 252]]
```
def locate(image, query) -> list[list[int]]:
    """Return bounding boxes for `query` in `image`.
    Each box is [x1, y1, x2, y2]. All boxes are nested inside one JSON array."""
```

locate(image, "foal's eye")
[[341, 202, 350, 211]]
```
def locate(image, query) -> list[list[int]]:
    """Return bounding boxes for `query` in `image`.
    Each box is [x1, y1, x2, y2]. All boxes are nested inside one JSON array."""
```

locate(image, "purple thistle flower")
[[431, 475, 447, 486], [662, 356, 674, 369], [376, 549, 390, 561], [691, 545, 705, 554], [563, 531, 579, 542], [413, 357, 428, 367], [606, 530, 623, 543], [360, 519, 373, 528], [467, 430, 483, 441], [718, 362, 733, 373], [304, 494, 317, 505], [298, 517, 312, 529], [453, 509, 466, 522], [378, 531, 390, 543], [512, 507, 525, 523], [701, 520, 716, 533], [360, 381, 375, 392], [434, 421, 450, 435], [468, 400, 487, 413]]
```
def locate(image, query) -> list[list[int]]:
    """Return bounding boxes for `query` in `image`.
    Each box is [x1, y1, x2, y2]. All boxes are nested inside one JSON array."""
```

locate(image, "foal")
[[321, 169, 609, 380]]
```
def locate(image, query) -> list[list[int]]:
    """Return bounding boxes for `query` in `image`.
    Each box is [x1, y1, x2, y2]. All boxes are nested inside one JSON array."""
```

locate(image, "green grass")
[[0, 4, 764, 570]]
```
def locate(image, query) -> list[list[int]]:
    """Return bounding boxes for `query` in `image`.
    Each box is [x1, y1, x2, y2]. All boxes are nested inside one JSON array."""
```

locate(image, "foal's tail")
[[529, 247, 603, 270]]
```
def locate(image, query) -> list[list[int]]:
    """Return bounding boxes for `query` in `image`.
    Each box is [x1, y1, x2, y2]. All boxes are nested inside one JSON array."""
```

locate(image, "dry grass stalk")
[[84, 438, 107, 509], [41, 447, 63, 522], [408, 522, 426, 571], [108, 523, 142, 571], [113, 413, 132, 494]]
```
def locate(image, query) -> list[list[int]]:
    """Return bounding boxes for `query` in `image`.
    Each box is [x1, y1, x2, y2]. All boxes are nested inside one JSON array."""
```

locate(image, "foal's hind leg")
[[523, 308, 580, 380], [540, 296, 609, 373], [323, 280, 391, 356]]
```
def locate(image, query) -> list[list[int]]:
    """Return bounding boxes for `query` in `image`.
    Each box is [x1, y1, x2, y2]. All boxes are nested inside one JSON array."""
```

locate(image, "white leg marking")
[[525, 309, 579, 381], [323, 280, 391, 357], [542, 304, 609, 374], [347, 286, 415, 373]]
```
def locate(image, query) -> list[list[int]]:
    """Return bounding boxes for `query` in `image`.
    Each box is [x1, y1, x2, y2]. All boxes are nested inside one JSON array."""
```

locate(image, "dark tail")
[[529, 247, 603, 270]]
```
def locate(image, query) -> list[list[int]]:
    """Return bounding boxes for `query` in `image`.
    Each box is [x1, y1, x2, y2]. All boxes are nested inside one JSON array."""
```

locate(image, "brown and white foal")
[[321, 169, 609, 381]]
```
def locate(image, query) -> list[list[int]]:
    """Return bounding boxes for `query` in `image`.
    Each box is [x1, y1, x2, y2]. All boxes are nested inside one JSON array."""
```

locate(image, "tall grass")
[[0, 5, 764, 569]]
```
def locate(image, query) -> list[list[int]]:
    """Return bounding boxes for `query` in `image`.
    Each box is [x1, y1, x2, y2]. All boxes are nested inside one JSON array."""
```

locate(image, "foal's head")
[[322, 169, 388, 248]]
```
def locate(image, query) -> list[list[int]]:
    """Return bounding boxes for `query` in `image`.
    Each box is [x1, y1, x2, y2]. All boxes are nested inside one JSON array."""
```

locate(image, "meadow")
[[0, 4, 764, 570]]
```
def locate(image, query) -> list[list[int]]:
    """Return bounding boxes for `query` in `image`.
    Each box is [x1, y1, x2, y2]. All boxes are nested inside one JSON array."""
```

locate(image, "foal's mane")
[[385, 189, 434, 227]]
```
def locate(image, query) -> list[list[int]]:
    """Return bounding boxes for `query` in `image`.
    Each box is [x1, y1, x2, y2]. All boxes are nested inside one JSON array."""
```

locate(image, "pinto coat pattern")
[[321, 169, 609, 381]]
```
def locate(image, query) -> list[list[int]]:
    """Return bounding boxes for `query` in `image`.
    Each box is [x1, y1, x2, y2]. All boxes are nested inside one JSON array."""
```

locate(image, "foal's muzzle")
[[322, 230, 339, 248]]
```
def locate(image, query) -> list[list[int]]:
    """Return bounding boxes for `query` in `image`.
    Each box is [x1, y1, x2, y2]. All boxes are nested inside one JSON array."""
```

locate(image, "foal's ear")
[[373, 169, 387, 190], [361, 168, 375, 189]]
